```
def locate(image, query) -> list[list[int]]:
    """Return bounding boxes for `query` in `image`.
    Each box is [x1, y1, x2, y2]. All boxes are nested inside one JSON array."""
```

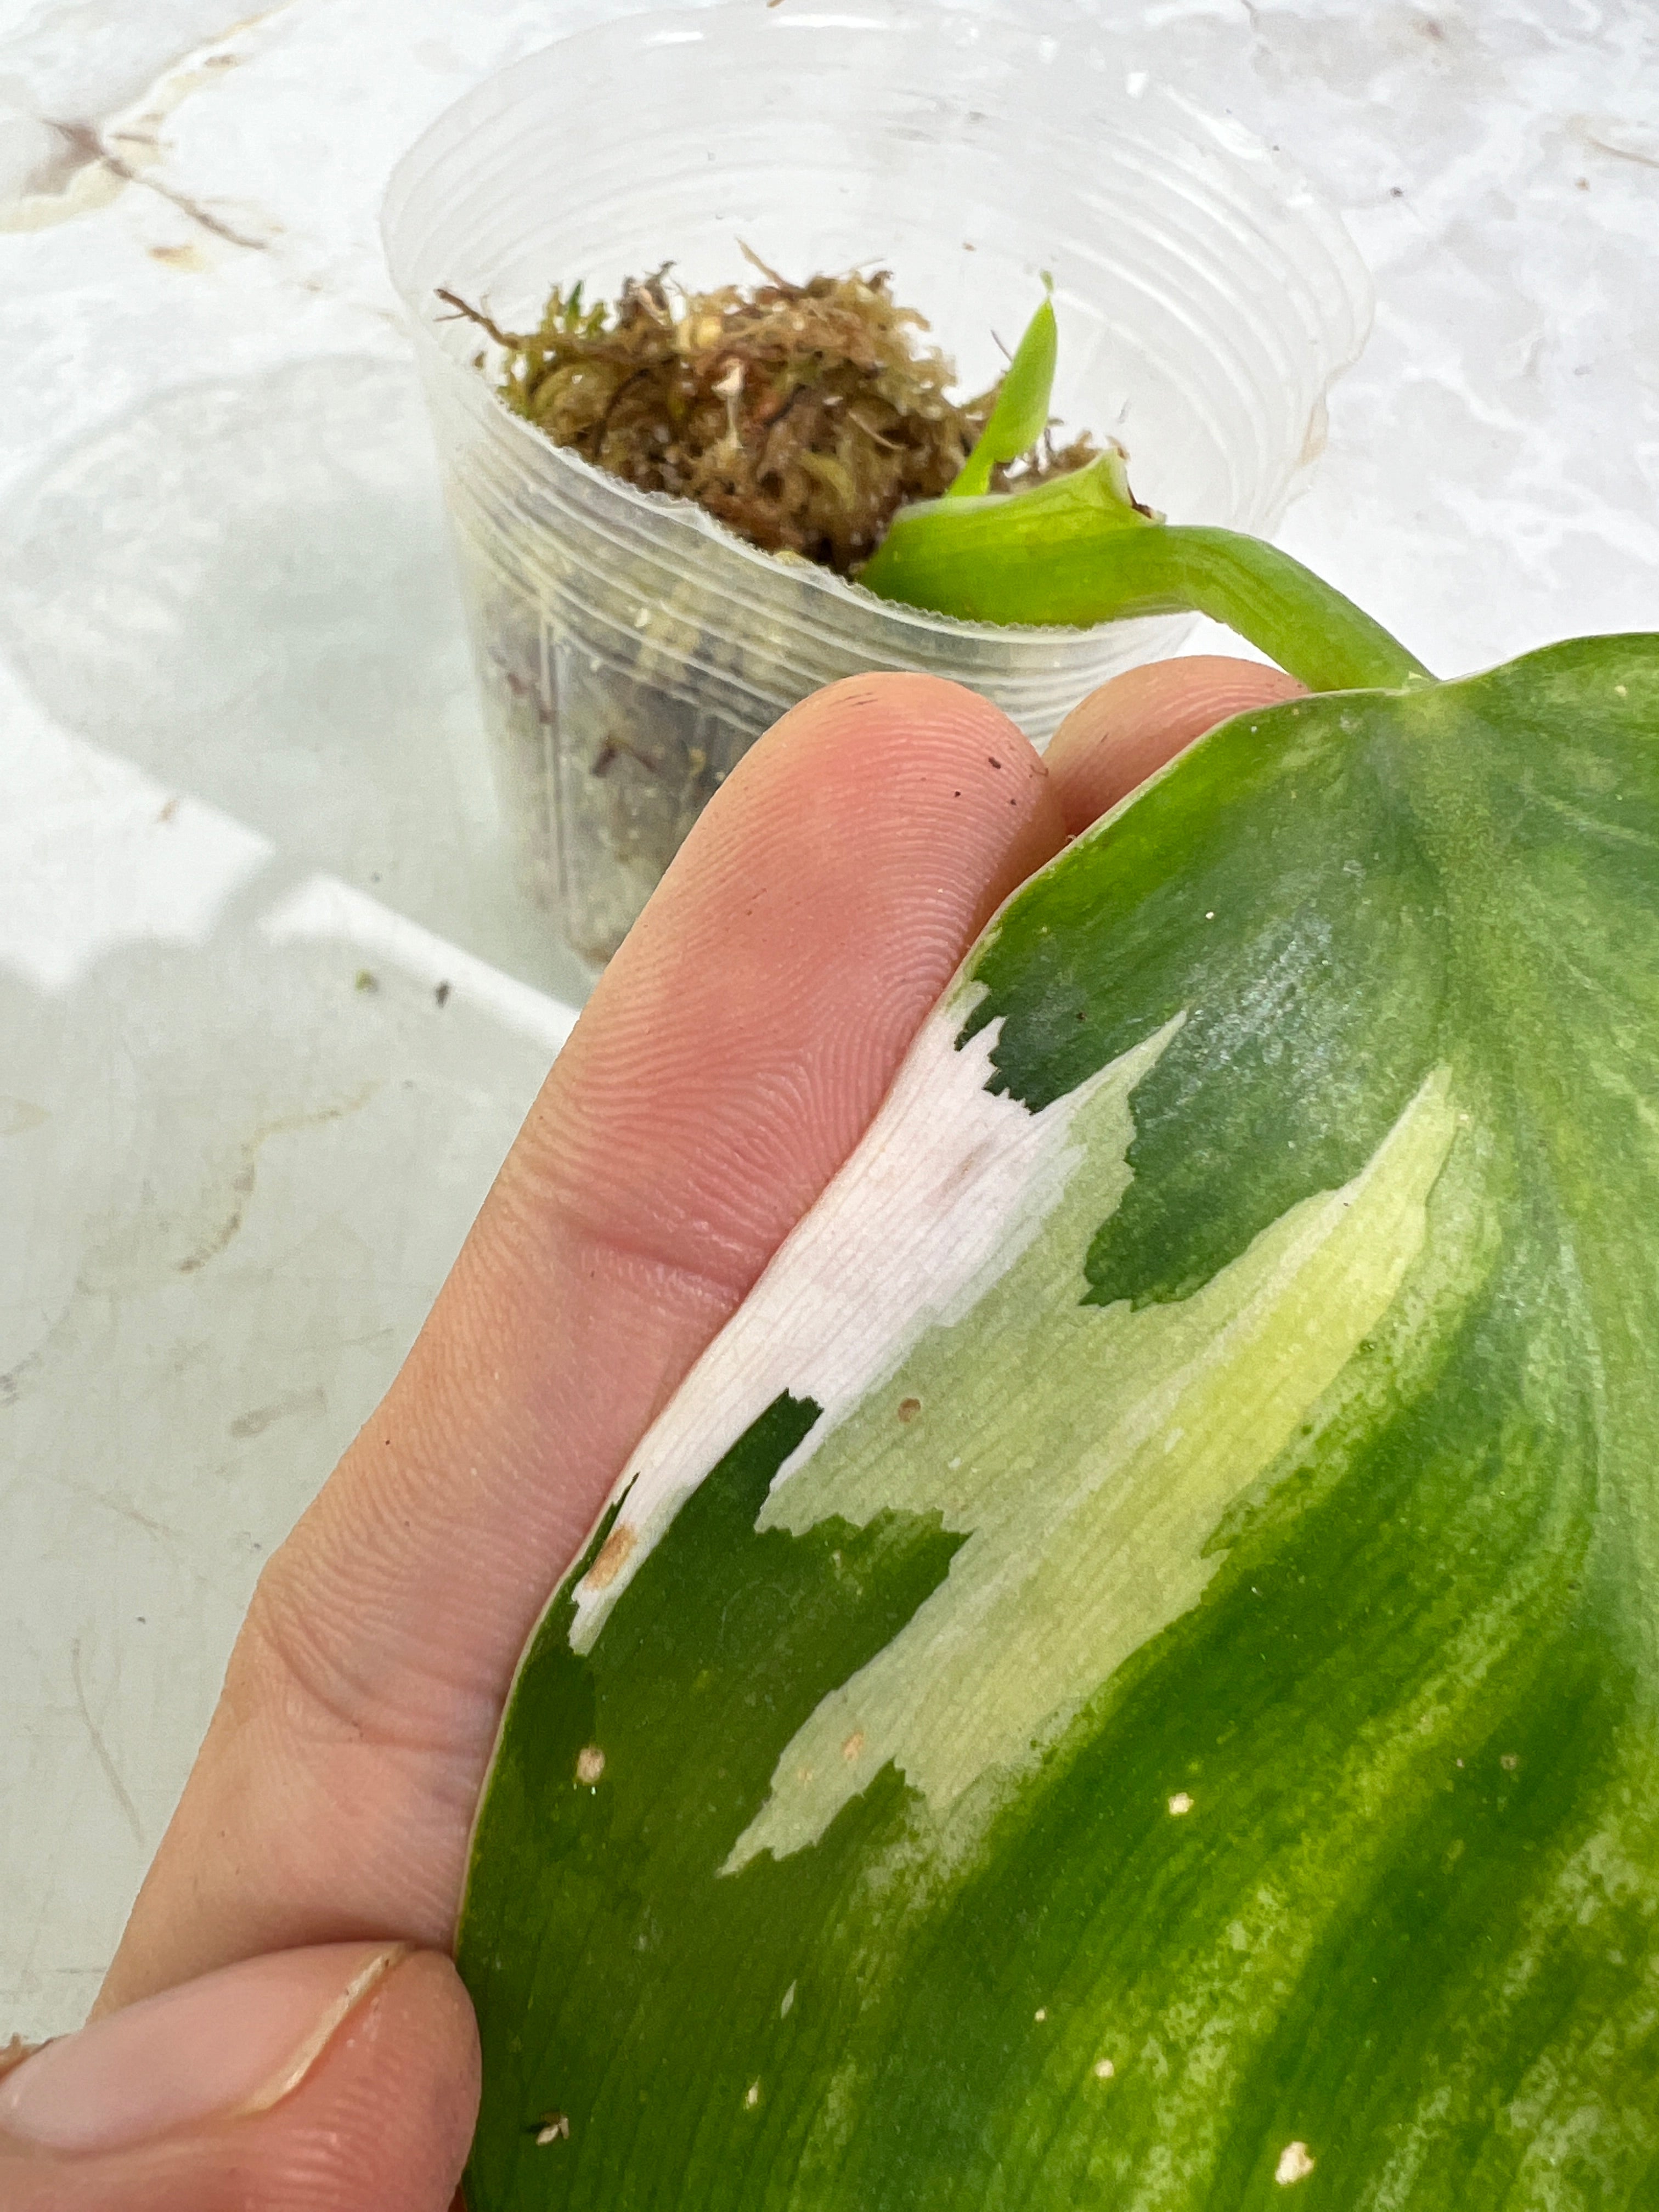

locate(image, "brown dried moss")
[[439, 250, 1098, 574]]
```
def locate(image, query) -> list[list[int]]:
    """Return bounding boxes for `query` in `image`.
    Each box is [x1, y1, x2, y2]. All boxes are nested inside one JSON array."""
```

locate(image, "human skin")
[[0, 656, 1299, 2211]]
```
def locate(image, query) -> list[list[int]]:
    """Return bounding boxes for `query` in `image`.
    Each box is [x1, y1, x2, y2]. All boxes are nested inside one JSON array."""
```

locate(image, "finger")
[[103, 674, 1068, 2009], [1043, 654, 1306, 834], [0, 1946, 477, 2212]]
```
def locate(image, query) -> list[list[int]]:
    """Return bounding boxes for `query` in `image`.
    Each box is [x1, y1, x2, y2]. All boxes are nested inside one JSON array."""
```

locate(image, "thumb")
[[0, 1944, 478, 2212]]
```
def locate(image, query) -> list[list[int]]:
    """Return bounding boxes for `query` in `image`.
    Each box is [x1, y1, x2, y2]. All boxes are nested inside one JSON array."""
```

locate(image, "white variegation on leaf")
[[460, 635, 1659, 2212]]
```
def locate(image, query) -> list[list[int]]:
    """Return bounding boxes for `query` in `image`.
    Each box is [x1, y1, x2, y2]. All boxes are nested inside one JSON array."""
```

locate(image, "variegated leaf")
[[461, 636, 1659, 2211]]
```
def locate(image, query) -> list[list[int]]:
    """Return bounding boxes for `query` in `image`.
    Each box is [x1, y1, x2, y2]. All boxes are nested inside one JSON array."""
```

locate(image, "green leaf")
[[947, 287, 1059, 500], [460, 634, 1659, 2208]]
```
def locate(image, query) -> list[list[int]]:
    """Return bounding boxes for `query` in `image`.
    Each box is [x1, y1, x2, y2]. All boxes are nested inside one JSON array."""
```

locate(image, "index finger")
[[99, 673, 1068, 2010]]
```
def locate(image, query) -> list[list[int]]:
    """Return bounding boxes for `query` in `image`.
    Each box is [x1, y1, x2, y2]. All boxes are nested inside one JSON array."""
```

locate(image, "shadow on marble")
[[0, 351, 591, 1007], [0, 901, 556, 2032]]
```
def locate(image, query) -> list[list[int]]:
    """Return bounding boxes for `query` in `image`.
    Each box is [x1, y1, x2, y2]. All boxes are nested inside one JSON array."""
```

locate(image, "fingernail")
[[0, 1941, 407, 2154]]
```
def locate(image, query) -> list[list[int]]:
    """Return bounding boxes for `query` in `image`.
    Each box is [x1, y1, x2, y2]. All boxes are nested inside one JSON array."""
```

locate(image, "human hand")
[[0, 656, 1299, 2210]]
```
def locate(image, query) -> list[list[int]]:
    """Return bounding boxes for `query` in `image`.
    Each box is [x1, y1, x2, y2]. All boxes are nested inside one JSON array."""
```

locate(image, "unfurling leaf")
[[946, 283, 1059, 499]]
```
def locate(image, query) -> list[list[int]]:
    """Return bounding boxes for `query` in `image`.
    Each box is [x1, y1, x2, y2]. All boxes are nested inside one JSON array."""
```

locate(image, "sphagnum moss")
[[441, 251, 1099, 574], [440, 258, 1104, 965]]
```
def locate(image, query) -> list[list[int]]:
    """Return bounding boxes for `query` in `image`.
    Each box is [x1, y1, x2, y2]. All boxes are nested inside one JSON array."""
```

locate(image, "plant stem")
[[857, 464, 1432, 693]]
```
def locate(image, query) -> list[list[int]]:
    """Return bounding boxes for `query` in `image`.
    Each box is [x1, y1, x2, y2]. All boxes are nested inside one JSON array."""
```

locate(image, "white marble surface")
[[2, 0, 1655, 2038]]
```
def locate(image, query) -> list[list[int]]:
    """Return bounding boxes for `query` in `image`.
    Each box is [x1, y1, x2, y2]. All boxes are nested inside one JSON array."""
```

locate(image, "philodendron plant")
[[455, 356, 1659, 2205]]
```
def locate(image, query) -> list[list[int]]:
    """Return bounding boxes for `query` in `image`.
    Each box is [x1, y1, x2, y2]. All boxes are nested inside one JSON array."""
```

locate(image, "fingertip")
[[622, 670, 1066, 981], [0, 1949, 479, 2212], [537, 670, 1068, 1277], [223, 1946, 481, 2212], [1045, 656, 1306, 836]]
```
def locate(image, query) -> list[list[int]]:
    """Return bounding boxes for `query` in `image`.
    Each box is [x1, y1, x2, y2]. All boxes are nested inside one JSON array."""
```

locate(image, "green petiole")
[[864, 303, 1432, 696]]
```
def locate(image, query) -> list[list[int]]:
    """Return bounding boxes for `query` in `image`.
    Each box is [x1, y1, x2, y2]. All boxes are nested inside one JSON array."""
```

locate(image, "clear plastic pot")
[[383, 2, 1370, 968]]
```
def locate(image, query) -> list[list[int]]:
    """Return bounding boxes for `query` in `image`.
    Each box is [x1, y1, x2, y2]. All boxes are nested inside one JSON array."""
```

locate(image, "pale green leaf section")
[[726, 1063, 1460, 1875], [565, 1004, 1180, 1655]]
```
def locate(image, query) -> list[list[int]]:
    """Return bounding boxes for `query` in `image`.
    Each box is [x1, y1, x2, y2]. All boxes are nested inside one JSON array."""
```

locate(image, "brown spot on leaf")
[[584, 1522, 637, 1590]]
